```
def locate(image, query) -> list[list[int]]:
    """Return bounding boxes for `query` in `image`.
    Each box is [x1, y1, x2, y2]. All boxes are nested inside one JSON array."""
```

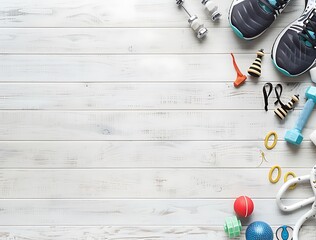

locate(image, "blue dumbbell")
[[284, 86, 316, 145]]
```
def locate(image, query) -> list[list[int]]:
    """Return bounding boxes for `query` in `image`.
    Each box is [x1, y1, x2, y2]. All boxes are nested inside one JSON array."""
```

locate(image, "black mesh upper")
[[275, 29, 316, 75], [230, 0, 276, 38]]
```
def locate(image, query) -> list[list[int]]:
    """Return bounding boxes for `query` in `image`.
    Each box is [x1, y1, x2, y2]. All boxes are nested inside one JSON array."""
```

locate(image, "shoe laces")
[[258, 0, 288, 13], [299, 9, 316, 48]]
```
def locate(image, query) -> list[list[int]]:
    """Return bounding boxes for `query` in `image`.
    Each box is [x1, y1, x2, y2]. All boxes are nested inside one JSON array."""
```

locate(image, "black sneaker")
[[228, 0, 291, 40], [272, 0, 316, 76]]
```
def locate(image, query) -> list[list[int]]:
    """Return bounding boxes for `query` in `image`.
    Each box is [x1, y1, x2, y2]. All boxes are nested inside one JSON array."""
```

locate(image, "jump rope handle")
[[276, 175, 313, 212]]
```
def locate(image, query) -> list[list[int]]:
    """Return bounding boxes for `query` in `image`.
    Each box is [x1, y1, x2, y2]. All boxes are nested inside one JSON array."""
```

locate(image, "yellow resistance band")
[[284, 172, 297, 190], [269, 165, 281, 183], [264, 131, 278, 150]]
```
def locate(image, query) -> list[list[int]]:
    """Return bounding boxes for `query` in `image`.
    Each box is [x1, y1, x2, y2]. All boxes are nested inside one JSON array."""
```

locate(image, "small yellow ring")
[[264, 131, 278, 150], [284, 172, 297, 190], [269, 165, 282, 183]]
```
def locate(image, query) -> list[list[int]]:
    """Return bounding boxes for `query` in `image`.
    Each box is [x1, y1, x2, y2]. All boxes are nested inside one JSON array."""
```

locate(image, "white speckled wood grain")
[[0, 0, 315, 239]]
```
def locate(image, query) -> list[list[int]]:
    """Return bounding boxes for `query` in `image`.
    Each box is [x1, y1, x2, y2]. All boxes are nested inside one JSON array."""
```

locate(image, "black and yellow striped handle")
[[248, 49, 264, 78]]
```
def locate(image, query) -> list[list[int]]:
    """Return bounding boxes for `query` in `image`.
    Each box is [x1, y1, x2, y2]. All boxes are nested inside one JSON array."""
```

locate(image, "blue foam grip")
[[295, 99, 315, 132]]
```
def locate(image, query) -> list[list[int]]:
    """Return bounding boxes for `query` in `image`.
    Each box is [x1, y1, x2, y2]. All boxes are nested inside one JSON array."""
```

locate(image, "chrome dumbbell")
[[201, 0, 221, 21], [176, 0, 208, 39]]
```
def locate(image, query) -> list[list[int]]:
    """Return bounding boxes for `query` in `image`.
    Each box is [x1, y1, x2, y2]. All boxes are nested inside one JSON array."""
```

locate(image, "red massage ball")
[[234, 196, 254, 218]]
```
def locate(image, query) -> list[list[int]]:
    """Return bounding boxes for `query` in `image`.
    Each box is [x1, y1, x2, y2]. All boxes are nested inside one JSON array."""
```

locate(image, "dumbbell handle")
[[294, 99, 315, 132]]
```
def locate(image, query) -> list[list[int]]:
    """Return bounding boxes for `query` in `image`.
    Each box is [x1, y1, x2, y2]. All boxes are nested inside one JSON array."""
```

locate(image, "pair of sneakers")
[[228, 0, 316, 77]]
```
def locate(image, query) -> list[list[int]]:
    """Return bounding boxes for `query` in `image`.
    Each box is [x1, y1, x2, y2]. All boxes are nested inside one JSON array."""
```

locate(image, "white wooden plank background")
[[0, 0, 303, 28], [0, 199, 314, 225], [0, 226, 315, 240], [0, 55, 309, 82], [0, 0, 315, 239], [1, 111, 316, 140], [0, 141, 315, 168]]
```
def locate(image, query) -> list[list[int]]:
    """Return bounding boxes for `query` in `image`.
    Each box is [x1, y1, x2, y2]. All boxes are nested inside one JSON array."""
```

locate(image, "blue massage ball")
[[246, 221, 274, 240]]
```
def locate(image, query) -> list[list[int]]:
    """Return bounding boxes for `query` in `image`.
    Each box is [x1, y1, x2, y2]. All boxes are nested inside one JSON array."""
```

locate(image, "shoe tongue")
[[303, 15, 316, 47], [259, 0, 278, 13]]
